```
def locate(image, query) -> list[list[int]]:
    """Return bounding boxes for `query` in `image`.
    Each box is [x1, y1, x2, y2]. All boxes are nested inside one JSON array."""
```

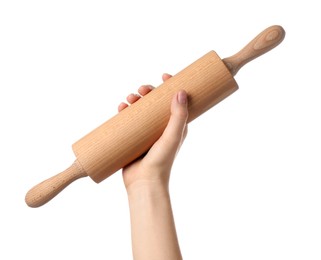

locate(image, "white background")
[[1, 1, 320, 259]]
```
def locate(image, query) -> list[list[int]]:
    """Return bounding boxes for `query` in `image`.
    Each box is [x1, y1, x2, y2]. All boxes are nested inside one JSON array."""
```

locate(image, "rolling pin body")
[[73, 51, 237, 183]]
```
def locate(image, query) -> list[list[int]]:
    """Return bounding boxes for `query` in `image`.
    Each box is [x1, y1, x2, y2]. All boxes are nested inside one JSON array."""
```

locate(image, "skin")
[[118, 73, 188, 260]]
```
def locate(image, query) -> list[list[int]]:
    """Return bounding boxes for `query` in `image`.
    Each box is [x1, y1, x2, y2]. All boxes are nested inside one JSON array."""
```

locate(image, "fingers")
[[127, 93, 141, 104], [162, 73, 172, 82], [118, 73, 172, 113], [118, 85, 154, 112], [118, 102, 128, 112], [138, 85, 154, 96]]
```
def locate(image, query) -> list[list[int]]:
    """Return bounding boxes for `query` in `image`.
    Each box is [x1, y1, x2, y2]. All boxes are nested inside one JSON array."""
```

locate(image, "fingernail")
[[178, 91, 187, 105]]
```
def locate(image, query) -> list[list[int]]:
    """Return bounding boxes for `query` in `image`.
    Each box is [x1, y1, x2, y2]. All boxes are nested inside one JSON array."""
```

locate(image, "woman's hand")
[[117, 73, 188, 193]]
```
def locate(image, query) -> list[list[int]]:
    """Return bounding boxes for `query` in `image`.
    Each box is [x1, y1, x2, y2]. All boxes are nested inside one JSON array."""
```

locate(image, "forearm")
[[127, 182, 182, 260]]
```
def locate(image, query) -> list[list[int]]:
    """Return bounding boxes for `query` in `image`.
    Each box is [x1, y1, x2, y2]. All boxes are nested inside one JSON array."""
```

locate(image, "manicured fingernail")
[[178, 91, 187, 104]]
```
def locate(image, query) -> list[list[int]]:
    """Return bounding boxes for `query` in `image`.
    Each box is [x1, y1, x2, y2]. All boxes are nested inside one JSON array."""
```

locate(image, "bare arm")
[[127, 184, 182, 260]]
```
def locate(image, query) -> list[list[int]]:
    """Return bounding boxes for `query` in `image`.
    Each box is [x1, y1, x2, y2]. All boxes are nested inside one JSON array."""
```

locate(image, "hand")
[[118, 73, 189, 193]]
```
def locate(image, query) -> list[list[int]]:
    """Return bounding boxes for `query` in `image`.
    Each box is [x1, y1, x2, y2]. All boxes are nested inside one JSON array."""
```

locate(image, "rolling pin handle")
[[223, 25, 285, 76], [25, 160, 88, 208]]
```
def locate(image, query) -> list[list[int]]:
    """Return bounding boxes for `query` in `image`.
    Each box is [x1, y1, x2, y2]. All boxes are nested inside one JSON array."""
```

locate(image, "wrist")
[[126, 180, 169, 201]]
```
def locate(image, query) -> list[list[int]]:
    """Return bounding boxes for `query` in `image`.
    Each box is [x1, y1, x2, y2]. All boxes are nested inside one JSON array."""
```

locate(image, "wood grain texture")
[[223, 25, 285, 76], [25, 25, 286, 207], [73, 51, 238, 183], [25, 160, 87, 207]]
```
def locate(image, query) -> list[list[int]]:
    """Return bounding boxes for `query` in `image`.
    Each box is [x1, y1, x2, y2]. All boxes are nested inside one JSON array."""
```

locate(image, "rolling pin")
[[25, 25, 285, 207]]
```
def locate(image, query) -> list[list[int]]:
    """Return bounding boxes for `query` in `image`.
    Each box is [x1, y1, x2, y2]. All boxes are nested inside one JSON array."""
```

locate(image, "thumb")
[[144, 90, 188, 168], [160, 90, 189, 152]]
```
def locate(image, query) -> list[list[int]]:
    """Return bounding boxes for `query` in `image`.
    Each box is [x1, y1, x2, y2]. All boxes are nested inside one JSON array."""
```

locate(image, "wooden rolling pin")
[[25, 25, 285, 207]]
